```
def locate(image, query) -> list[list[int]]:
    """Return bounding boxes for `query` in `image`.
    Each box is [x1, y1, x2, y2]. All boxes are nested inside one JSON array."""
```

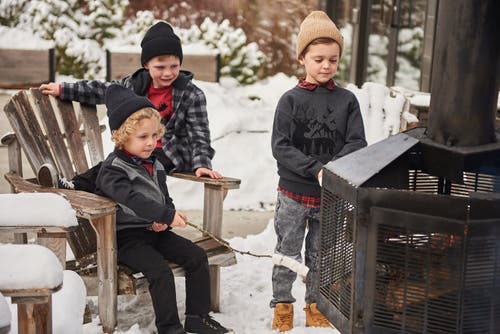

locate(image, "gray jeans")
[[270, 191, 321, 307]]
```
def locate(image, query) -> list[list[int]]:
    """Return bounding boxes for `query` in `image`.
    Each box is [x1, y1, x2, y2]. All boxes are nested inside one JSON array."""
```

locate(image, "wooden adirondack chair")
[[1, 88, 240, 333]]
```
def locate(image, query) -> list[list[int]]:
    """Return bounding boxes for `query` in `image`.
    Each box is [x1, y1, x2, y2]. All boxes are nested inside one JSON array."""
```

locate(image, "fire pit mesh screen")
[[409, 170, 499, 195], [319, 188, 355, 320], [461, 229, 500, 333], [373, 222, 464, 333], [408, 170, 438, 193]]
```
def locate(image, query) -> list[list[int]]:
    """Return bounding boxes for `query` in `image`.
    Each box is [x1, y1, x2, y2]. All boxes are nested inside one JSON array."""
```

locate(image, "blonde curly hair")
[[111, 107, 165, 148]]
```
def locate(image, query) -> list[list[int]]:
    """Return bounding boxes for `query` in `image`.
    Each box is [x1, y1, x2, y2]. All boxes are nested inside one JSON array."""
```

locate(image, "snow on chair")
[[0, 244, 63, 334], [346, 82, 419, 145], [0, 193, 78, 266], [0, 193, 77, 334]]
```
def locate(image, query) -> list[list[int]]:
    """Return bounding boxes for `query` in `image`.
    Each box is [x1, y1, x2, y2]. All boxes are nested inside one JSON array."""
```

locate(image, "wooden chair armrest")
[[170, 172, 241, 189], [0, 132, 16, 146], [4, 172, 116, 219]]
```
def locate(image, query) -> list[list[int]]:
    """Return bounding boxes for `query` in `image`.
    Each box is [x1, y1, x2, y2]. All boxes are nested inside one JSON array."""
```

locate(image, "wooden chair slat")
[[54, 98, 90, 175], [67, 217, 98, 260], [3, 95, 52, 173], [13, 92, 56, 168], [29, 89, 75, 179], [78, 104, 104, 166]]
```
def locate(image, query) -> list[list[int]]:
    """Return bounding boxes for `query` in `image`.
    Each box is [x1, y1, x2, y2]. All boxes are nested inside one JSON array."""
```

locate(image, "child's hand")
[[195, 167, 222, 179], [170, 211, 187, 228], [39, 83, 60, 96], [317, 169, 323, 186], [151, 222, 168, 232]]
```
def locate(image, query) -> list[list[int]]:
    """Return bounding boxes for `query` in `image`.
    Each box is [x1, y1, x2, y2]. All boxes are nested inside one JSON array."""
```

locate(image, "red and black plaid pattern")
[[297, 77, 335, 91], [278, 186, 321, 208]]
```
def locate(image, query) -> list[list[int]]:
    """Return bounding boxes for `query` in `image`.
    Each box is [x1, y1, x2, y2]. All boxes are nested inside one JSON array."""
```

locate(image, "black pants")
[[117, 228, 210, 334], [72, 148, 175, 193]]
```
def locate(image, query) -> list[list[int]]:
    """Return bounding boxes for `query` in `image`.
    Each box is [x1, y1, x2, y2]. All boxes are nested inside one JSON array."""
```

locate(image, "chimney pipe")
[[427, 0, 499, 146]]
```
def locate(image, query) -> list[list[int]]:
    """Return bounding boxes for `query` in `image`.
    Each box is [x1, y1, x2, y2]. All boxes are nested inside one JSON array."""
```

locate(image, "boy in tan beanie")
[[270, 11, 366, 332]]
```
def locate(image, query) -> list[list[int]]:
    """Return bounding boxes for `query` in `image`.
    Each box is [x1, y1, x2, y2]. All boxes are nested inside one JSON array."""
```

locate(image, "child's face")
[[122, 117, 162, 159], [144, 55, 181, 89], [299, 42, 340, 85]]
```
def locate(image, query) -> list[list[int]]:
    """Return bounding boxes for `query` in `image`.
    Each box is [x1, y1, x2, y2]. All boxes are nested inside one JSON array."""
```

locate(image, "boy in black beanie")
[[38, 21, 221, 192], [96, 84, 232, 334]]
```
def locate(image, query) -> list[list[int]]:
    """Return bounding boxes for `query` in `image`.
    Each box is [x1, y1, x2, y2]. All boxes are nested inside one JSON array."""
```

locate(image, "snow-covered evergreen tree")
[[84, 0, 129, 45], [180, 17, 265, 85], [110, 10, 156, 48], [0, 0, 28, 26]]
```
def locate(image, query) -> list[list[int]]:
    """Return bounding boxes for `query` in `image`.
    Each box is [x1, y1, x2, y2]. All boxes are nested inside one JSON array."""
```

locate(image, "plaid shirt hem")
[[278, 186, 321, 208]]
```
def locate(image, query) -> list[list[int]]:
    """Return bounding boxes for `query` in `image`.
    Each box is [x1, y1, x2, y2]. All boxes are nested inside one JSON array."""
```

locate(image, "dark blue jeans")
[[270, 191, 321, 308], [117, 228, 210, 334]]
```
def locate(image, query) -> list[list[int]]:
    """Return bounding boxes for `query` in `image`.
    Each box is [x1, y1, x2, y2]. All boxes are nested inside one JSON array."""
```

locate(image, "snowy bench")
[[0, 193, 78, 267], [0, 48, 56, 89], [106, 50, 221, 82], [0, 244, 63, 334]]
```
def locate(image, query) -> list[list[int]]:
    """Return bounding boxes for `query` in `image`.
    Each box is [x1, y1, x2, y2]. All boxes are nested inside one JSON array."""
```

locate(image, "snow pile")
[[0, 292, 10, 330], [346, 82, 418, 145], [0, 244, 63, 290], [0, 193, 77, 227], [0, 25, 54, 49], [52, 271, 87, 334]]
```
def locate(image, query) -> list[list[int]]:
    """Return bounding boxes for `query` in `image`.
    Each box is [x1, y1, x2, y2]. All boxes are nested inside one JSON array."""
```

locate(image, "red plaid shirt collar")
[[297, 77, 335, 91], [278, 186, 321, 208]]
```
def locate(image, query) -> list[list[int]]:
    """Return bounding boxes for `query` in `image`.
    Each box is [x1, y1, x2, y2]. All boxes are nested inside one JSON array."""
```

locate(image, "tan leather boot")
[[304, 303, 332, 328], [272, 303, 293, 332]]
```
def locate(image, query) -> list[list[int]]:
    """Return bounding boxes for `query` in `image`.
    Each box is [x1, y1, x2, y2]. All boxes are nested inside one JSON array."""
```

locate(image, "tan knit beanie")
[[296, 11, 344, 59]]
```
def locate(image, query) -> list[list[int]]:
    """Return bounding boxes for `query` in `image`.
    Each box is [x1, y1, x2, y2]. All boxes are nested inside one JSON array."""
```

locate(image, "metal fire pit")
[[318, 130, 500, 334]]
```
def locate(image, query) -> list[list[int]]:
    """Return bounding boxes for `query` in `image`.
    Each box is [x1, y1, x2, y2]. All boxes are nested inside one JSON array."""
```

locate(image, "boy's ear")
[[298, 55, 305, 65]]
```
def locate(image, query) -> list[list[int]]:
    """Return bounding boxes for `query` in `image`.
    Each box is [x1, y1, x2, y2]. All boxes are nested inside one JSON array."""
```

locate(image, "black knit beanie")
[[141, 21, 183, 65], [106, 84, 155, 131]]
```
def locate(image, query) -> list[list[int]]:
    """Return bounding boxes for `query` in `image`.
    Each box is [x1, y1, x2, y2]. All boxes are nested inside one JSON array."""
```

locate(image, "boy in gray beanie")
[[270, 10, 366, 332], [38, 21, 221, 192]]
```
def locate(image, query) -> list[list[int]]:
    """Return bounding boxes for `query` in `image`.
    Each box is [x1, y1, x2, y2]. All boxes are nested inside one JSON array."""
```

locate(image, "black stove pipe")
[[427, 0, 500, 147]]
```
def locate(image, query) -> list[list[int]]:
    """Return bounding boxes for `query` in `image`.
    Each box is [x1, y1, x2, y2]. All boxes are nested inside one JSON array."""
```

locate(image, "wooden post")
[[14, 296, 52, 334], [89, 214, 117, 333], [203, 184, 225, 312]]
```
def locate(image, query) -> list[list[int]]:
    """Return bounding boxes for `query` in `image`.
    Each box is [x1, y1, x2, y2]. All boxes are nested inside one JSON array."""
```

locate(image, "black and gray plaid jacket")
[[60, 69, 215, 172]]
